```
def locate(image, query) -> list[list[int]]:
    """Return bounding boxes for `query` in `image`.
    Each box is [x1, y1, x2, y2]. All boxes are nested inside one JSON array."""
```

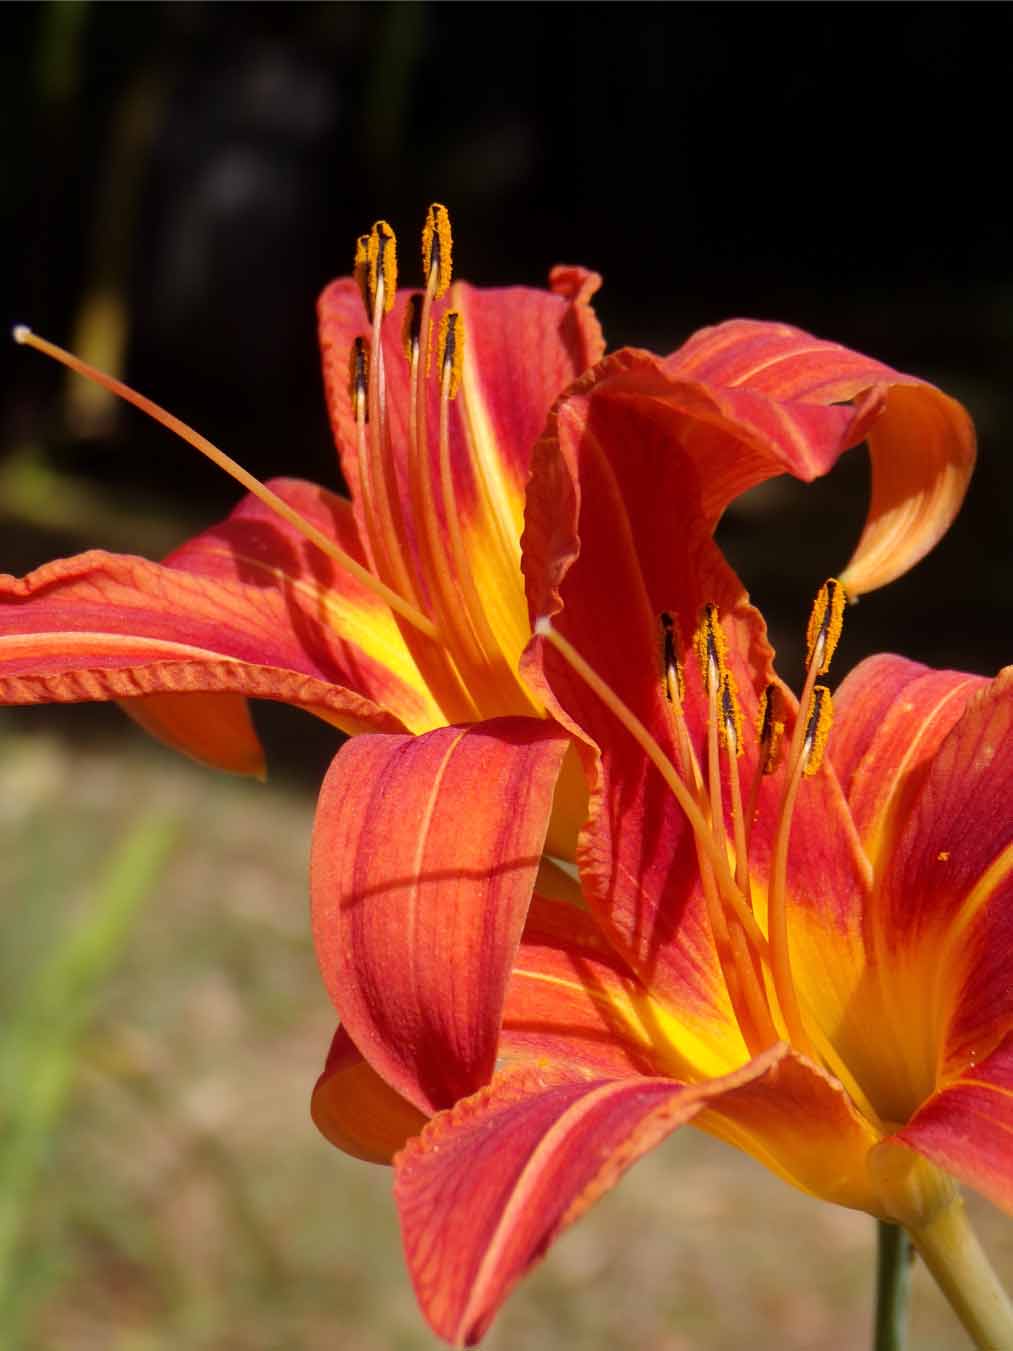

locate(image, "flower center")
[[536, 581, 883, 1129], [345, 209, 541, 724]]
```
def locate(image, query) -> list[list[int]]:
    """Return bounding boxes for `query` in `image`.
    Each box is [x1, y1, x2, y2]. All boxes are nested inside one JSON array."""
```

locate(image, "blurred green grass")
[[0, 719, 1010, 1351]]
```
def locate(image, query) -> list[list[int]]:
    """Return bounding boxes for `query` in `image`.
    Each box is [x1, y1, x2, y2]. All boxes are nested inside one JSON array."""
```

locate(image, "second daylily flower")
[[308, 328, 1011, 1345], [3, 208, 972, 867]]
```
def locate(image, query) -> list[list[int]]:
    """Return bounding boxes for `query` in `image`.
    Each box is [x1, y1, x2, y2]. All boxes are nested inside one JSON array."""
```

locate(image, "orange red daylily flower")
[[307, 323, 1013, 1346], [5, 208, 997, 1343]]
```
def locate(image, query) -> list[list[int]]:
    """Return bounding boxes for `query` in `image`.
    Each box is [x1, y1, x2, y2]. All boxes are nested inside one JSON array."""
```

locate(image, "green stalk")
[[874, 1221, 912, 1351], [909, 1195, 1013, 1348]]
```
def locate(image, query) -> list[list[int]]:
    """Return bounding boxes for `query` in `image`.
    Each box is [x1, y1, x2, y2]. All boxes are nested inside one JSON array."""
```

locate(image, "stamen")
[[755, 683, 785, 776], [421, 202, 453, 297], [13, 326, 437, 639], [746, 682, 785, 850], [348, 336, 369, 423], [693, 602, 728, 694], [659, 611, 685, 706], [805, 577, 846, 675], [366, 220, 398, 315], [437, 311, 464, 399], [765, 681, 828, 1062], [801, 684, 833, 776], [719, 671, 743, 758], [353, 233, 371, 313], [534, 617, 769, 959], [782, 578, 847, 794], [402, 294, 423, 364]]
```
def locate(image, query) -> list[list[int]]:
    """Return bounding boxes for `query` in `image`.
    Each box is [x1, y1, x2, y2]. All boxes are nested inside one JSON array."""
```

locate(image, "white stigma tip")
[[534, 616, 553, 637], [12, 324, 32, 344]]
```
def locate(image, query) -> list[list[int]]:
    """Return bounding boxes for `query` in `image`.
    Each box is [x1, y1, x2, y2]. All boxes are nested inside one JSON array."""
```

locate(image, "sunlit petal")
[[311, 719, 568, 1115], [394, 1049, 786, 1347]]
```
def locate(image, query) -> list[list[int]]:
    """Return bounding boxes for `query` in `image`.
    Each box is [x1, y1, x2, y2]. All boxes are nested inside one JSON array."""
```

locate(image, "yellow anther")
[[719, 671, 744, 757], [402, 294, 423, 363], [353, 233, 371, 313], [802, 685, 833, 776], [756, 683, 786, 775], [805, 577, 846, 675], [693, 602, 728, 693], [348, 337, 369, 421], [366, 220, 398, 314], [660, 612, 685, 705], [421, 202, 453, 298], [437, 311, 464, 399]]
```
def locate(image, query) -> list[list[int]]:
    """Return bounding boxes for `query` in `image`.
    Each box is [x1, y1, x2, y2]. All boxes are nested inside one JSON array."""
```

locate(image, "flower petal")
[[311, 1025, 429, 1165], [394, 1043, 879, 1345], [666, 318, 975, 594], [163, 476, 444, 732], [896, 1032, 1013, 1215], [0, 483, 446, 770], [310, 719, 569, 1116], [502, 897, 694, 1080], [830, 653, 987, 862], [861, 670, 1013, 1120], [394, 1051, 783, 1346]]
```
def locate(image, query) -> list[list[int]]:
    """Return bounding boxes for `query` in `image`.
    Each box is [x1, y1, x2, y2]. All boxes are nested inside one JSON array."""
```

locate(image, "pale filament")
[[12, 327, 437, 639]]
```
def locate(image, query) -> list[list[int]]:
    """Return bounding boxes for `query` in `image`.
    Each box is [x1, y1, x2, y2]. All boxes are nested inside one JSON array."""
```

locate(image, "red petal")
[[830, 653, 987, 857], [864, 670, 1013, 1115], [896, 1032, 1013, 1214], [666, 319, 975, 594], [0, 482, 446, 770], [310, 719, 568, 1116], [311, 1025, 428, 1165], [394, 1052, 780, 1346], [394, 1043, 879, 1345]]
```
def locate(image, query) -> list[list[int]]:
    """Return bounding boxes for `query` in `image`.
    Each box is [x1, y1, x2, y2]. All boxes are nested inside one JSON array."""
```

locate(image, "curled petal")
[[311, 719, 568, 1116], [394, 1050, 786, 1347], [311, 1026, 428, 1165], [666, 318, 975, 594], [896, 1032, 1013, 1215]]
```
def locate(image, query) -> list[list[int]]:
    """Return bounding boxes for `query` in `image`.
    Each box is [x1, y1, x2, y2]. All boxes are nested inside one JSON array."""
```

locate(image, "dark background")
[[3, 2, 1011, 776]]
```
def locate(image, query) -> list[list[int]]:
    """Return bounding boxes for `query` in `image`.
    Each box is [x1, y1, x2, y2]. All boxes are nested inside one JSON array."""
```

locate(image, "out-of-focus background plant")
[[1, 5, 1010, 1348]]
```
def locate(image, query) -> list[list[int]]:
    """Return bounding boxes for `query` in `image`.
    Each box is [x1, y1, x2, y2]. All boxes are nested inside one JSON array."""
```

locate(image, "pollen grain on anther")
[[402, 294, 423, 364], [693, 602, 728, 693], [659, 611, 685, 705], [437, 311, 464, 399], [421, 202, 453, 298], [366, 220, 398, 315], [805, 577, 846, 675], [349, 337, 370, 421], [802, 684, 833, 776]]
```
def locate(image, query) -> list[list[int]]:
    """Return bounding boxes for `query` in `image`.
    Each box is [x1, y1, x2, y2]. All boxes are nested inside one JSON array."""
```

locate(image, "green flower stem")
[[908, 1195, 1013, 1348], [875, 1221, 912, 1351]]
